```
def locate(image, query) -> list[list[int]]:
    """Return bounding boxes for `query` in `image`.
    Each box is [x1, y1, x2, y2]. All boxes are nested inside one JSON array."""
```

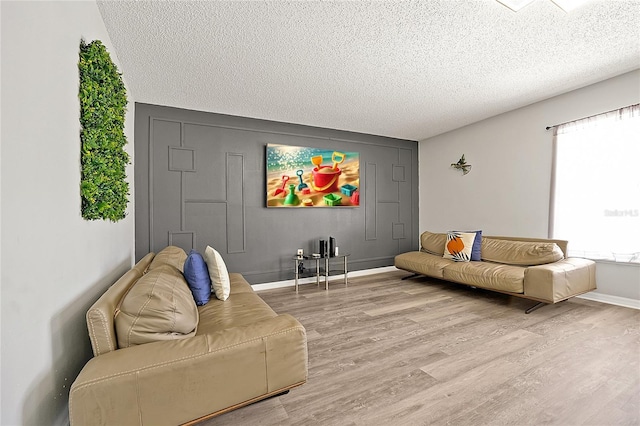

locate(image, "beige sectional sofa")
[[395, 232, 596, 313], [69, 246, 308, 425]]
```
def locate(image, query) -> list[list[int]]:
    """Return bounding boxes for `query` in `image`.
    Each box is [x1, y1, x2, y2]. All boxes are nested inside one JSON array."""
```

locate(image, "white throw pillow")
[[203, 245, 231, 301]]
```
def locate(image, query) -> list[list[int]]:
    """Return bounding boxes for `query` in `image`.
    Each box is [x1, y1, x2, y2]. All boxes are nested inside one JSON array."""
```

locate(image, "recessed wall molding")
[[365, 162, 378, 241], [392, 165, 406, 182], [226, 152, 246, 254], [168, 146, 196, 172], [151, 116, 397, 146], [168, 231, 196, 249], [392, 222, 406, 240]]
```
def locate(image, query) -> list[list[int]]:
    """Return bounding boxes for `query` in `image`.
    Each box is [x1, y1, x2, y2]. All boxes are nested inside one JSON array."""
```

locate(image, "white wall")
[[419, 70, 640, 303], [1, 2, 135, 424]]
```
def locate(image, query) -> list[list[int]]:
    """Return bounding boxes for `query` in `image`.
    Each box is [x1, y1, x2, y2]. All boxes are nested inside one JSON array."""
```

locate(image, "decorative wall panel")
[[226, 153, 245, 253], [392, 223, 405, 240], [393, 165, 406, 182], [135, 103, 418, 283], [168, 231, 195, 249], [365, 162, 377, 241], [168, 146, 195, 172]]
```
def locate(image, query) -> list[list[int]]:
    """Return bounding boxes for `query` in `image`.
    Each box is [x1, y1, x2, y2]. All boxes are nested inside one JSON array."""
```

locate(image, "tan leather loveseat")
[[69, 246, 308, 425], [395, 232, 596, 313]]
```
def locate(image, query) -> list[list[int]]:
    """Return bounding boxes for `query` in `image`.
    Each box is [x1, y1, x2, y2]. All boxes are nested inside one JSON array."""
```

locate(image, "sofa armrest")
[[70, 314, 307, 426], [524, 258, 596, 303]]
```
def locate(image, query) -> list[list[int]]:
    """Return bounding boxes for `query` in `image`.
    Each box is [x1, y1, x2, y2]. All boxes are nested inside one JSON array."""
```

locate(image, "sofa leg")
[[265, 389, 289, 400], [525, 302, 546, 314], [401, 273, 421, 280]]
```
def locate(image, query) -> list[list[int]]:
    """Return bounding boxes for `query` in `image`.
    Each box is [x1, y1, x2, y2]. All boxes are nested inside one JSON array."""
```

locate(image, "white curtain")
[[551, 104, 640, 263]]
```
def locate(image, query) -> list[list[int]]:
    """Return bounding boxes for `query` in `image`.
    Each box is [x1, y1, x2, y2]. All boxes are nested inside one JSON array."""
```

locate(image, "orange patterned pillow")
[[443, 231, 476, 262]]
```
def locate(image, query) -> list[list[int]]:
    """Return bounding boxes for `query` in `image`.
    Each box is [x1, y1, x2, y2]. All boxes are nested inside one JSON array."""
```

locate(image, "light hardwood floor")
[[202, 270, 640, 425]]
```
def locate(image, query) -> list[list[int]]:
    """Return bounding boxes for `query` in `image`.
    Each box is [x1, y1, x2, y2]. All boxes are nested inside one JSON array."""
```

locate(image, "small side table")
[[323, 254, 350, 290], [293, 256, 320, 293]]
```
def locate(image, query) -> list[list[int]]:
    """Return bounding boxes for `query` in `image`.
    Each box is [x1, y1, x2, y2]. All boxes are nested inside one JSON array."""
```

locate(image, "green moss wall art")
[[78, 39, 129, 222]]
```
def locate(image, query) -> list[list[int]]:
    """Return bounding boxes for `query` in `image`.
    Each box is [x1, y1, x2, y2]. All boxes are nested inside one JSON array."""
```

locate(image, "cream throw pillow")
[[443, 231, 476, 262], [204, 245, 231, 301]]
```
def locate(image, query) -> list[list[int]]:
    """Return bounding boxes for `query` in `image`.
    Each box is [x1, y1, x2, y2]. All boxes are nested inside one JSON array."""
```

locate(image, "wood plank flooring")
[[200, 270, 640, 425]]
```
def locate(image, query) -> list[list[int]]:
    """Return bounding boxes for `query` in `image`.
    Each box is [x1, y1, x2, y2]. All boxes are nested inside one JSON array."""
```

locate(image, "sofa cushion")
[[204, 245, 231, 301], [395, 251, 453, 279], [420, 231, 447, 256], [482, 238, 564, 266], [183, 249, 212, 306], [443, 231, 476, 262], [196, 293, 278, 336], [196, 272, 276, 335], [443, 261, 525, 293], [115, 264, 198, 348], [148, 246, 188, 273]]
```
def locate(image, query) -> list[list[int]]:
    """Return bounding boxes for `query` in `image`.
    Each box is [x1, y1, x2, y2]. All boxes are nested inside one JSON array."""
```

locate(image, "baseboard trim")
[[252, 266, 397, 292], [576, 292, 640, 310]]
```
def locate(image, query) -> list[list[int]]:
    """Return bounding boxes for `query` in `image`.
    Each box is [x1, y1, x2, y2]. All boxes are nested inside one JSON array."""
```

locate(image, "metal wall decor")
[[451, 154, 472, 175]]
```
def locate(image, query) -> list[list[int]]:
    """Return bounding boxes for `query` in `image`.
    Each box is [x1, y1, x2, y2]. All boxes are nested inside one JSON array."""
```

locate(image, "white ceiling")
[[97, 0, 640, 141]]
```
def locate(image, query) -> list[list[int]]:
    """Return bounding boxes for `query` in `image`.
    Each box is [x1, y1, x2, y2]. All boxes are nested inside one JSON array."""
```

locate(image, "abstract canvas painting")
[[266, 144, 360, 208]]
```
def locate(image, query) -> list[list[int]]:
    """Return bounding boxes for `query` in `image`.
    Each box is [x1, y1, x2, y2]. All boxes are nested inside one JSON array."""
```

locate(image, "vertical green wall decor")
[[78, 39, 129, 221]]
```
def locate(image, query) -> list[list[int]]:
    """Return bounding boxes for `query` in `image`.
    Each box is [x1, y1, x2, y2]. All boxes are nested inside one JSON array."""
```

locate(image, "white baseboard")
[[576, 292, 640, 310], [252, 266, 398, 292]]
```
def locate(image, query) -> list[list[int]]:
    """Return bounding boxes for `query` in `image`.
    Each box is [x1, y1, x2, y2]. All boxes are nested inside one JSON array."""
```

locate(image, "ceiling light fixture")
[[550, 0, 591, 12], [497, 0, 536, 11], [497, 0, 592, 12]]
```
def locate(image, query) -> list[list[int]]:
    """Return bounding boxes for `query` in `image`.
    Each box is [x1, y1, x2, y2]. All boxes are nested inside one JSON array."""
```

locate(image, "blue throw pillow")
[[183, 249, 211, 305], [467, 230, 482, 261]]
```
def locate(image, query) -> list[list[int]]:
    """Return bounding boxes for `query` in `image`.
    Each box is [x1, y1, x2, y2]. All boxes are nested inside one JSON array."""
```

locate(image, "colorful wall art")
[[266, 144, 360, 208]]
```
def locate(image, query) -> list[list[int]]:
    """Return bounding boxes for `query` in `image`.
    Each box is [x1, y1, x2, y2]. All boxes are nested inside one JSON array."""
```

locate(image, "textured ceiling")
[[97, 0, 640, 141]]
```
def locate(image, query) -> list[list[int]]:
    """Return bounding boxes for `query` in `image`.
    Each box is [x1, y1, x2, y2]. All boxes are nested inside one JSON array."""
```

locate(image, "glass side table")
[[293, 256, 320, 293], [293, 254, 350, 292], [323, 254, 350, 290]]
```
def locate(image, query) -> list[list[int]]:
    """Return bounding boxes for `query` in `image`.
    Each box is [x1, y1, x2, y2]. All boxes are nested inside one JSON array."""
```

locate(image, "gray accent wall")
[[135, 103, 418, 284]]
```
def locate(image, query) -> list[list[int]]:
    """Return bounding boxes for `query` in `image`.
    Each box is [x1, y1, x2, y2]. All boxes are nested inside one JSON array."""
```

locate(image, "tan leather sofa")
[[69, 246, 308, 425], [395, 232, 596, 313]]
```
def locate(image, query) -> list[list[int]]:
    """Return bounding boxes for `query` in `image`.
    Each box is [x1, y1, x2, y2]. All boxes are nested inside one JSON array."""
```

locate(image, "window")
[[551, 104, 640, 263]]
